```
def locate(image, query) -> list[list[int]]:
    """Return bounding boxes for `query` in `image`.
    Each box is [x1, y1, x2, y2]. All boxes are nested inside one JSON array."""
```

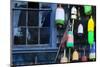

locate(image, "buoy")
[[71, 6, 77, 20], [81, 48, 88, 62], [66, 19, 74, 62], [60, 48, 68, 63], [88, 16, 94, 32], [71, 6, 77, 33], [72, 49, 79, 61], [55, 4, 65, 28], [88, 16, 94, 46], [78, 24, 83, 35], [89, 42, 96, 60], [84, 5, 92, 15], [77, 7, 83, 36], [66, 31, 74, 47], [90, 42, 96, 53]]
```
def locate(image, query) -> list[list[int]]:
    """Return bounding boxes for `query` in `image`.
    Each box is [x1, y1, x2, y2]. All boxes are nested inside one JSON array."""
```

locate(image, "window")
[[12, 2, 52, 45]]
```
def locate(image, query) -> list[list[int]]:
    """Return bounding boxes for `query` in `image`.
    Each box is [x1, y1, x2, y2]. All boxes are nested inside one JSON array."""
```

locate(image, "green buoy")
[[84, 5, 92, 15], [88, 16, 94, 46]]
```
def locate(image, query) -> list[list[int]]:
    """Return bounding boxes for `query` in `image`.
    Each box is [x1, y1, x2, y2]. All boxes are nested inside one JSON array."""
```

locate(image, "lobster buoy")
[[66, 30, 74, 62], [88, 16, 94, 46], [60, 48, 68, 63], [55, 4, 65, 28], [89, 42, 96, 60], [88, 16, 94, 32], [84, 5, 92, 15], [78, 24, 83, 36], [72, 49, 79, 61], [71, 6, 77, 20], [66, 31, 74, 47], [81, 48, 88, 62]]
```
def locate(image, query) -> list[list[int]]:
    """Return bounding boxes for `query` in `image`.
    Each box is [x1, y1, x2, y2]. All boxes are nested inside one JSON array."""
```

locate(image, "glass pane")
[[27, 28, 38, 44], [28, 11, 39, 26], [40, 28, 50, 44], [12, 10, 26, 27], [14, 28, 26, 45], [28, 2, 39, 8], [12, 10, 20, 27], [12, 1, 27, 8], [40, 11, 51, 27], [18, 10, 26, 26], [41, 3, 51, 8]]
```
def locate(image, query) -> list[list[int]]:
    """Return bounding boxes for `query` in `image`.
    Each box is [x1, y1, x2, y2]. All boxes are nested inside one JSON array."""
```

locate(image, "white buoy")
[[55, 4, 65, 27], [78, 24, 83, 34], [71, 6, 77, 20], [60, 48, 68, 63]]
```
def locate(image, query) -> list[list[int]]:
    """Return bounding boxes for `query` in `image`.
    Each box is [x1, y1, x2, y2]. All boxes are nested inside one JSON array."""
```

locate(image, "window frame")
[[12, 2, 57, 49]]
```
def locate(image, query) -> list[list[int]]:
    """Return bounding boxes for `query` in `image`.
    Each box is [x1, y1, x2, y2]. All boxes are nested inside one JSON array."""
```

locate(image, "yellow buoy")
[[72, 49, 79, 61], [88, 16, 94, 32]]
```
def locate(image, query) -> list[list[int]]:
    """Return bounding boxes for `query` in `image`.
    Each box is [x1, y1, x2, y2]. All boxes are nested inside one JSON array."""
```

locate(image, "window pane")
[[12, 10, 26, 27], [41, 3, 51, 8], [28, 2, 39, 8], [40, 28, 50, 44], [12, 1, 27, 8], [14, 28, 26, 45], [18, 10, 26, 26], [28, 11, 39, 26], [40, 11, 51, 27], [12, 10, 20, 27], [27, 28, 38, 44]]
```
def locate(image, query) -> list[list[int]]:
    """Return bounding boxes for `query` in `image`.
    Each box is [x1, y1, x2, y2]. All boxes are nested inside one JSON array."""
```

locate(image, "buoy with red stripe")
[[55, 4, 65, 28], [66, 27, 74, 62], [66, 31, 74, 47]]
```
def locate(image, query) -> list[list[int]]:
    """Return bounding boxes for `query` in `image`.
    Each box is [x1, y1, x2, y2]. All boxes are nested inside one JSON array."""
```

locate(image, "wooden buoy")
[[88, 16, 94, 32], [81, 48, 88, 62], [71, 6, 77, 33], [78, 24, 83, 35], [71, 6, 77, 20], [66, 31, 74, 47], [89, 42, 96, 60], [88, 16, 94, 47], [77, 7, 83, 36], [55, 4, 65, 28], [72, 49, 79, 61], [84, 5, 92, 15], [60, 48, 68, 63]]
